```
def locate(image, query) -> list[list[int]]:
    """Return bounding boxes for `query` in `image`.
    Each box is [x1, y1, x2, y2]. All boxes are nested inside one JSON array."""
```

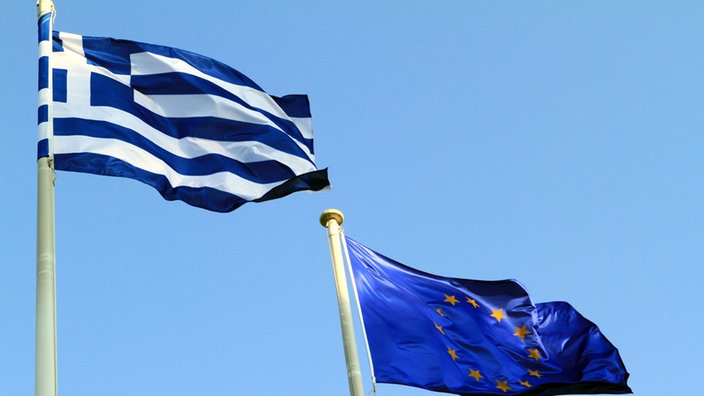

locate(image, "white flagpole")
[[340, 235, 377, 393], [36, 1, 57, 395], [320, 209, 365, 396]]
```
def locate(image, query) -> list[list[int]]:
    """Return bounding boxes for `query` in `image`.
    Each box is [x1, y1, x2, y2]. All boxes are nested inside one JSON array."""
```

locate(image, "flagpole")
[[36, 1, 58, 395], [320, 209, 365, 396], [340, 236, 377, 393]]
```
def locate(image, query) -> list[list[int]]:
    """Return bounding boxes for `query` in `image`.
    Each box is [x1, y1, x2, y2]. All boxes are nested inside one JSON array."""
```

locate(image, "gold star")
[[436, 307, 445, 317], [434, 322, 445, 335], [495, 380, 511, 393], [447, 346, 459, 361], [519, 380, 532, 388], [527, 348, 541, 361], [513, 324, 531, 341], [490, 308, 506, 323], [468, 368, 483, 382], [466, 297, 479, 308], [444, 294, 459, 306], [528, 369, 542, 378]]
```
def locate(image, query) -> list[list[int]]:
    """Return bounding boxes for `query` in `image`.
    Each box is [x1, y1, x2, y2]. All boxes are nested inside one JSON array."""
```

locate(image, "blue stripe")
[[53, 68, 67, 102], [89, 74, 313, 161], [55, 153, 329, 212], [38, 56, 49, 90], [269, 95, 315, 153], [78, 34, 262, 91], [272, 95, 311, 118], [38, 14, 50, 91], [129, 75, 310, 118], [52, 31, 64, 52], [55, 152, 249, 212], [130, 73, 311, 151], [37, 138, 49, 159], [38, 104, 49, 124], [54, 118, 297, 182], [305, 138, 315, 155], [38, 13, 51, 43]]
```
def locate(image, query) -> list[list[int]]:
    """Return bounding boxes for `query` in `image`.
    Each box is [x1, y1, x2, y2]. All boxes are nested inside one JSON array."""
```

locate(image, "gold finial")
[[319, 209, 344, 227]]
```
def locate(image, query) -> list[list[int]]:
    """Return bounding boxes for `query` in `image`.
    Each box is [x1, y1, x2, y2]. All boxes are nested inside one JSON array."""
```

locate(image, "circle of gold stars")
[[433, 294, 546, 392]]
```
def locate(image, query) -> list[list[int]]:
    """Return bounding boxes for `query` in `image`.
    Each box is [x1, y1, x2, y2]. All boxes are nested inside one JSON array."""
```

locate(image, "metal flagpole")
[[36, 1, 58, 395], [320, 209, 365, 396], [340, 235, 377, 394]]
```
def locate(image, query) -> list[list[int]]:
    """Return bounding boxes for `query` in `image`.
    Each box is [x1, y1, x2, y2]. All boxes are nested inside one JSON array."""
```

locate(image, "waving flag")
[[345, 237, 631, 395], [40, 31, 329, 212]]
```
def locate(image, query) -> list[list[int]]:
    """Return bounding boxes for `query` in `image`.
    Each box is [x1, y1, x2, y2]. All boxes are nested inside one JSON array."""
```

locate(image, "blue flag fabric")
[[38, 30, 329, 212], [345, 237, 631, 395]]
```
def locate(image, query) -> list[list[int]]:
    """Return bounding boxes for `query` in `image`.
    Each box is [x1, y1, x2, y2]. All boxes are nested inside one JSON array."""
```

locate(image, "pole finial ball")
[[320, 209, 344, 227]]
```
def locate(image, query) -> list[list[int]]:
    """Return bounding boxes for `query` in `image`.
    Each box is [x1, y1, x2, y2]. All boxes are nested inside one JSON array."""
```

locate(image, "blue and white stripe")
[[41, 31, 329, 212], [37, 11, 53, 158]]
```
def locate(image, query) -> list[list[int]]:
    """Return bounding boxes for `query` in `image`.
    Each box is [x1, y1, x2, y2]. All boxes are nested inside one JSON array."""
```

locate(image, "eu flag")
[[345, 237, 631, 395]]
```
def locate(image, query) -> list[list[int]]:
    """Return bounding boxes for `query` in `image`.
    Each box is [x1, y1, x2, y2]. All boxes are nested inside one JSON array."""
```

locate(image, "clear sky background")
[[2, 1, 702, 395]]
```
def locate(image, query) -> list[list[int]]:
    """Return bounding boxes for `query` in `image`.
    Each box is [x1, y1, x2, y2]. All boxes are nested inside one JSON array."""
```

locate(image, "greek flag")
[[38, 29, 329, 212]]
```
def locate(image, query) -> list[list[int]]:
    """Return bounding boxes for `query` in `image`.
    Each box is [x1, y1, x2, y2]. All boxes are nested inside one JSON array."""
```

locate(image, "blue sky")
[[2, 1, 702, 395]]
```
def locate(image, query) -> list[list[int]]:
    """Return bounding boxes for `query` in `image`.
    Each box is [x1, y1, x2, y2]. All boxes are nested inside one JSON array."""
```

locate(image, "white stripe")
[[53, 102, 317, 173], [129, 52, 315, 158], [38, 122, 51, 141], [130, 52, 291, 125], [291, 116, 313, 140], [57, 32, 85, 58], [54, 135, 286, 200], [132, 91, 315, 162], [134, 92, 284, 130], [38, 88, 51, 107], [38, 40, 52, 56]]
